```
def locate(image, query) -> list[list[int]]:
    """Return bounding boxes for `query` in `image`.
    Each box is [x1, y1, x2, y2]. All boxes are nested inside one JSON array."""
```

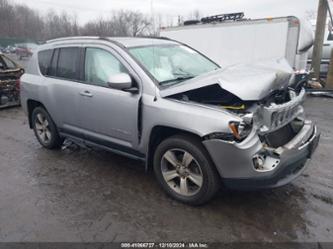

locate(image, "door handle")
[[80, 90, 93, 97]]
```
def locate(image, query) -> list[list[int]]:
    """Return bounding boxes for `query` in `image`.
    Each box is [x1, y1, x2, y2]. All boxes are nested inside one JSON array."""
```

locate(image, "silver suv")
[[21, 37, 320, 205]]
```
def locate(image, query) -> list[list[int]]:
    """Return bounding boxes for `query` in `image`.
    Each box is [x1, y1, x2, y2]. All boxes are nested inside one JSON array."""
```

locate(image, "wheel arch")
[[27, 99, 46, 129], [146, 125, 205, 171]]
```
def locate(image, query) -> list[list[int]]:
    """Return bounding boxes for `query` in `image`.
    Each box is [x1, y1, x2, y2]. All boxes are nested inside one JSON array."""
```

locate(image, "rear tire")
[[153, 134, 220, 205], [32, 107, 64, 149]]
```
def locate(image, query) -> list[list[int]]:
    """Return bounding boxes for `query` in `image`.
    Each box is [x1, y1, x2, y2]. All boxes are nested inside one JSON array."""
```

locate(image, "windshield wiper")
[[160, 76, 195, 85]]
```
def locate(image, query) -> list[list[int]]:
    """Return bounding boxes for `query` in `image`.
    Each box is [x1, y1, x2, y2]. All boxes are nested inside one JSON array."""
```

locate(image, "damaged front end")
[[0, 55, 24, 108], [203, 87, 319, 189], [163, 60, 320, 189], [254, 88, 306, 147]]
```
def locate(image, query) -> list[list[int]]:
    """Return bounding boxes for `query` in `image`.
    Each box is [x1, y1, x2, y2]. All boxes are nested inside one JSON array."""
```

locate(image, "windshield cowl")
[[159, 75, 195, 86]]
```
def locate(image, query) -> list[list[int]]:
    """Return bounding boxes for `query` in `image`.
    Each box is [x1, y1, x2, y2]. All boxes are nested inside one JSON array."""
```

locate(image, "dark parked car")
[[0, 54, 24, 108]]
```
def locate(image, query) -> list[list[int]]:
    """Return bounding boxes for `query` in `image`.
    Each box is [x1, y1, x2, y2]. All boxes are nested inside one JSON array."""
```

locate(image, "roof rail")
[[135, 35, 171, 40], [45, 36, 172, 45], [46, 36, 100, 43]]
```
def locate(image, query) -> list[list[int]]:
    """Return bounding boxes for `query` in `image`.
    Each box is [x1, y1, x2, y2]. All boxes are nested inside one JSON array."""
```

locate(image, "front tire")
[[32, 107, 64, 149], [153, 135, 220, 205]]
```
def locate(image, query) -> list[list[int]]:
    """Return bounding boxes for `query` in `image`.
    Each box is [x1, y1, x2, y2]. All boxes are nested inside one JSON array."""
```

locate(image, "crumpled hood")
[[160, 58, 295, 101]]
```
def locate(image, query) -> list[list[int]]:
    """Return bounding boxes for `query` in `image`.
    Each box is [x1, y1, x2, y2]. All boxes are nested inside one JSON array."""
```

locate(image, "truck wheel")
[[153, 135, 220, 205], [32, 107, 64, 149]]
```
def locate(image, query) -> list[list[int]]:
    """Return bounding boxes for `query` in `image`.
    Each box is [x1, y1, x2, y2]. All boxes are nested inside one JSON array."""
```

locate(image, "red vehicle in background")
[[15, 43, 36, 60]]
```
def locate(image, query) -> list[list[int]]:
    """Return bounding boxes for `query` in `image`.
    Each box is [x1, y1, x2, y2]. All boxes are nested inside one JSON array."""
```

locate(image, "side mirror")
[[107, 73, 133, 90]]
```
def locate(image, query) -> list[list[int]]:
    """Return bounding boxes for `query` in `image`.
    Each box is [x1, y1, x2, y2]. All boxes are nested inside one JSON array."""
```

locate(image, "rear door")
[[78, 45, 141, 151], [41, 47, 85, 136]]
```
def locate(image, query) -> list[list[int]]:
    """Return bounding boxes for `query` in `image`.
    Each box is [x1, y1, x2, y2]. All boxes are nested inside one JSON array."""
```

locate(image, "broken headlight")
[[204, 115, 253, 142], [229, 121, 252, 141]]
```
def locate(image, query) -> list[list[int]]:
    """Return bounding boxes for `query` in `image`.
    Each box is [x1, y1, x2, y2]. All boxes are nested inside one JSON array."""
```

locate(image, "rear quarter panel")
[[20, 51, 62, 127]]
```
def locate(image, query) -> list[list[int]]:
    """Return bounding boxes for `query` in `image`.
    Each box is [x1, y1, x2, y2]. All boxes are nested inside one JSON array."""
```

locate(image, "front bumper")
[[203, 120, 320, 190]]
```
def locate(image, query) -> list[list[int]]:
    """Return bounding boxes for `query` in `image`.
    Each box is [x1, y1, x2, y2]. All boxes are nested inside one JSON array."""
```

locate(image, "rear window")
[[38, 49, 53, 75], [49, 49, 59, 77], [56, 47, 80, 80]]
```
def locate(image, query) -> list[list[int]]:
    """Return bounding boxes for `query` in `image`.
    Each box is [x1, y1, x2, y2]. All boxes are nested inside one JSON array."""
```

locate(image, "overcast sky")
[[13, 0, 319, 25]]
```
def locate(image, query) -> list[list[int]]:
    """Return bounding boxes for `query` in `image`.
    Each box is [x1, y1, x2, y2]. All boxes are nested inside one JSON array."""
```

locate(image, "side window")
[[85, 48, 128, 87], [49, 49, 59, 77], [56, 47, 80, 80], [38, 49, 53, 75]]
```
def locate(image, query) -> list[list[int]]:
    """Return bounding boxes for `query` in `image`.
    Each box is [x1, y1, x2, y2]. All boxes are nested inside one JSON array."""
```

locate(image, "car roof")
[[110, 37, 178, 47], [45, 36, 179, 48]]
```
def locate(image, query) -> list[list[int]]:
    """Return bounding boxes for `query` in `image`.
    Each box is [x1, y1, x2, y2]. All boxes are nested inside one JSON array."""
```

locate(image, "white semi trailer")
[[160, 15, 314, 71]]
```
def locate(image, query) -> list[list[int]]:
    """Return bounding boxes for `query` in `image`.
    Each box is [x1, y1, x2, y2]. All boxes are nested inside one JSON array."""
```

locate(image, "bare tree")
[[0, 1, 152, 43], [109, 10, 151, 36], [0, 0, 15, 37], [42, 10, 79, 39], [81, 10, 151, 37], [13, 4, 44, 39], [82, 18, 112, 36]]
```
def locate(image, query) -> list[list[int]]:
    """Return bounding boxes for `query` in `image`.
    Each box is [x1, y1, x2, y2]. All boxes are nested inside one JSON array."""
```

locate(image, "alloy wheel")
[[35, 113, 52, 144], [161, 149, 203, 196]]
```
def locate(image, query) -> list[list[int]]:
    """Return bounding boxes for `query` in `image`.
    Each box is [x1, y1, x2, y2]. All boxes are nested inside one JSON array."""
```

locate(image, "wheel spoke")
[[162, 170, 179, 182], [37, 113, 44, 124], [45, 130, 52, 141], [188, 172, 203, 187], [35, 123, 43, 131], [180, 177, 189, 195], [43, 131, 48, 141], [182, 152, 193, 167], [163, 151, 179, 167], [44, 119, 49, 127]]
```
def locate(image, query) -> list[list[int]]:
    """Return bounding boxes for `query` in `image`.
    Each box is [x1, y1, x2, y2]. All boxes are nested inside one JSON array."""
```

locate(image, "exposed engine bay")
[[169, 80, 307, 149], [170, 83, 253, 111]]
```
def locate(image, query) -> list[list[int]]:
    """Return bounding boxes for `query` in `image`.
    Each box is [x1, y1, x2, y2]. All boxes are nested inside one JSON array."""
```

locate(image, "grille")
[[257, 88, 306, 134], [270, 105, 300, 129]]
